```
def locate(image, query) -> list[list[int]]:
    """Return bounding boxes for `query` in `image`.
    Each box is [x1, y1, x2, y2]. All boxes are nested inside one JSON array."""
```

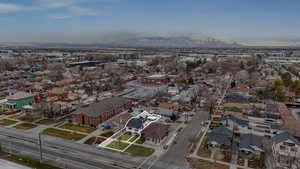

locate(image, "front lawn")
[[0, 119, 18, 126], [42, 128, 87, 141], [14, 123, 37, 130], [129, 135, 138, 142], [106, 141, 129, 150], [119, 132, 131, 141], [59, 123, 96, 133], [135, 138, 145, 144], [125, 145, 155, 157]]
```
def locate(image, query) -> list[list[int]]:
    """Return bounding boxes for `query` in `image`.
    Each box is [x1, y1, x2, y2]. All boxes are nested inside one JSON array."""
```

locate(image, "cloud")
[[0, 3, 31, 13], [37, 0, 76, 8], [49, 6, 102, 19]]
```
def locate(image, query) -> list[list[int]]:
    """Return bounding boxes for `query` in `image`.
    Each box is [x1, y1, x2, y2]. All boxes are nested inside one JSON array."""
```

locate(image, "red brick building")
[[140, 74, 169, 86], [72, 97, 132, 127]]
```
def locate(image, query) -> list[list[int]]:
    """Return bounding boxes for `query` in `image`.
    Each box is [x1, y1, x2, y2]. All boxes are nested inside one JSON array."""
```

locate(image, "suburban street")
[[148, 110, 209, 169]]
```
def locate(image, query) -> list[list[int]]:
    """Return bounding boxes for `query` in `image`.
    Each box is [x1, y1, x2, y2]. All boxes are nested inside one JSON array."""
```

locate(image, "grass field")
[[0, 151, 63, 169], [59, 123, 96, 133], [128, 135, 138, 142], [119, 132, 131, 141], [36, 119, 55, 125], [135, 138, 145, 144], [125, 145, 155, 157], [106, 141, 129, 150], [42, 128, 87, 141], [0, 119, 18, 126], [14, 123, 37, 130]]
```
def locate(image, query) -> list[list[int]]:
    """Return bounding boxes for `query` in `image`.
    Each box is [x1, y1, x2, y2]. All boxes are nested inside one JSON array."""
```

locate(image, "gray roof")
[[220, 115, 249, 127], [208, 126, 233, 146], [74, 97, 131, 118], [211, 126, 233, 138], [240, 134, 263, 151], [272, 132, 300, 145], [126, 118, 143, 129], [208, 133, 231, 147]]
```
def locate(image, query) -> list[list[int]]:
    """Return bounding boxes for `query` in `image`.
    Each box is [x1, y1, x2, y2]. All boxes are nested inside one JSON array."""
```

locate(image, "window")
[[280, 145, 286, 150], [291, 147, 297, 152]]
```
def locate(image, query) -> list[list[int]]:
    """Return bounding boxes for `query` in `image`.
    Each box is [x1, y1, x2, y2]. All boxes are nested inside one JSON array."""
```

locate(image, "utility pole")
[[38, 133, 43, 162]]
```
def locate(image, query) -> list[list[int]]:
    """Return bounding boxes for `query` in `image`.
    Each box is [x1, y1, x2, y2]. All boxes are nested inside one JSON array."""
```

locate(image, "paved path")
[[192, 120, 210, 156]]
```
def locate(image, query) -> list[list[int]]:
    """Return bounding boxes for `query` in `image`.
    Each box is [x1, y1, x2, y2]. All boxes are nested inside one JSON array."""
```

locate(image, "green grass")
[[129, 135, 138, 142], [42, 128, 87, 141], [0, 151, 63, 169], [119, 133, 132, 141], [0, 119, 18, 126], [36, 119, 55, 125], [59, 123, 96, 133], [100, 131, 114, 137], [125, 145, 155, 157], [135, 138, 145, 144], [106, 141, 129, 150], [14, 123, 37, 130]]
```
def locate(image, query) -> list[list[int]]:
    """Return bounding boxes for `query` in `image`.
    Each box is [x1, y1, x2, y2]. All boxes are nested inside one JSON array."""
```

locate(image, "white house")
[[271, 132, 300, 169]]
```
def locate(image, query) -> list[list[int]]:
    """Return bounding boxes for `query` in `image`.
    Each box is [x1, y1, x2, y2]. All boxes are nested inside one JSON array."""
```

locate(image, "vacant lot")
[[125, 145, 155, 157], [187, 158, 229, 169], [0, 119, 18, 126], [42, 128, 87, 141], [59, 123, 96, 133], [14, 123, 37, 130], [100, 131, 114, 137], [106, 141, 129, 151]]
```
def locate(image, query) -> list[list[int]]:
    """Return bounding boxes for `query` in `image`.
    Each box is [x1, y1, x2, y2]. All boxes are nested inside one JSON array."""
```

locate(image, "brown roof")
[[141, 123, 168, 139], [158, 103, 181, 111]]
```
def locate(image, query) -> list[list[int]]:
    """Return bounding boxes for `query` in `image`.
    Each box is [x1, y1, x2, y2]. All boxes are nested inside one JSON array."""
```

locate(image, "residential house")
[[141, 122, 169, 144], [6, 92, 35, 109], [271, 132, 300, 169], [239, 134, 264, 156], [208, 125, 233, 149], [220, 115, 249, 134]]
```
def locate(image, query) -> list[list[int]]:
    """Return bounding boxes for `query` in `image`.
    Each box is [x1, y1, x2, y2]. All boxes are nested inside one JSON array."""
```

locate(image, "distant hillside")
[[0, 32, 242, 48]]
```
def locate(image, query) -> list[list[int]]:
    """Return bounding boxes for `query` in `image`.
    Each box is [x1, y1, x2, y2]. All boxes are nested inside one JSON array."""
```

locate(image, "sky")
[[0, 0, 300, 45]]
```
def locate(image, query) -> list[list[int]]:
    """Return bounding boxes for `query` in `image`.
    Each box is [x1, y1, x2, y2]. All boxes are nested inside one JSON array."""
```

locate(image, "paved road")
[[0, 159, 31, 169], [0, 127, 143, 169], [149, 110, 209, 169]]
